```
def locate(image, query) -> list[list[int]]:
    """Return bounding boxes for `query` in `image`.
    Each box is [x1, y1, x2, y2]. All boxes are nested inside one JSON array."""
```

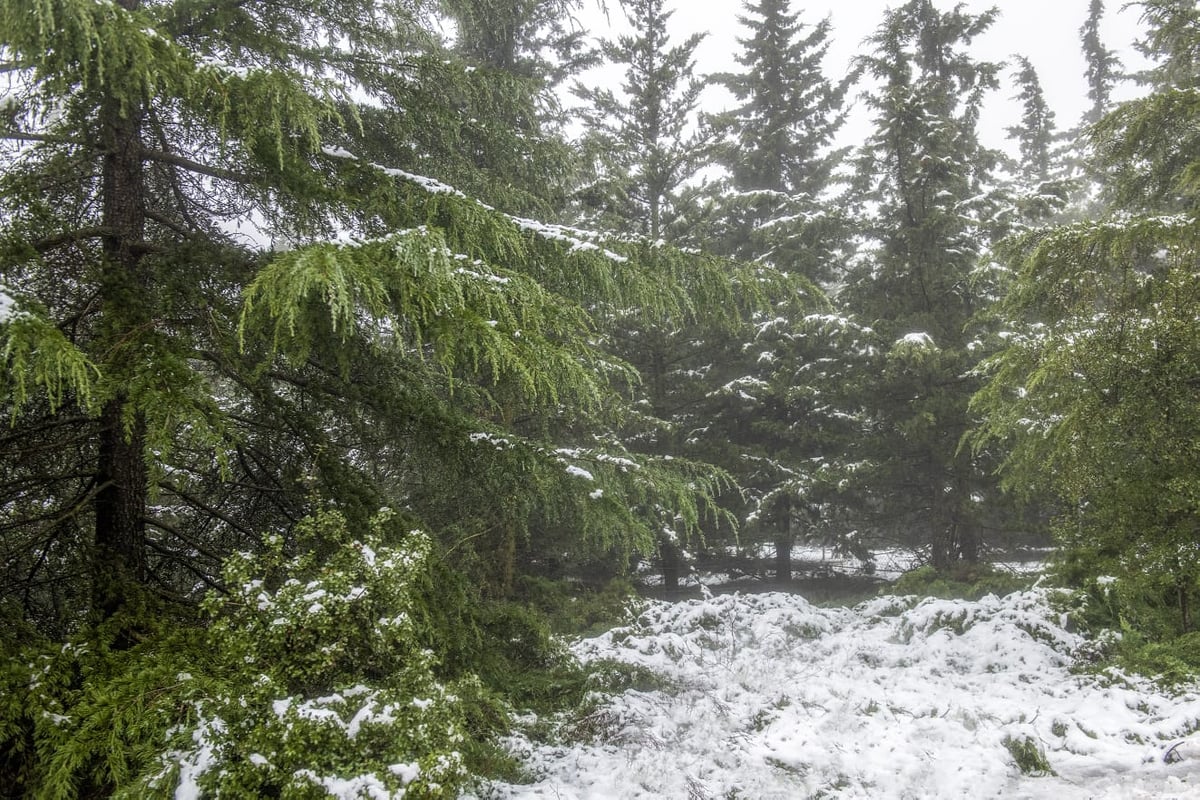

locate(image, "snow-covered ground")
[[476, 589, 1200, 799]]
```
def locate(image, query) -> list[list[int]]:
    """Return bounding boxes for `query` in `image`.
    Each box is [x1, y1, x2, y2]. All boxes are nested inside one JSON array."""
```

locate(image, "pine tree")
[[973, 2, 1200, 637], [691, 0, 863, 580], [1081, 0, 1124, 126], [441, 0, 594, 83], [572, 0, 712, 241], [1002, 56, 1071, 228], [708, 0, 855, 284], [0, 0, 756, 790], [1007, 56, 1057, 186], [841, 0, 1008, 570], [0, 0, 742, 728]]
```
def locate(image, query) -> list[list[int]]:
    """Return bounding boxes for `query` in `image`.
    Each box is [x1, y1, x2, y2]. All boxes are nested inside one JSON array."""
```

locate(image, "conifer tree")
[[1008, 56, 1057, 186], [0, 0, 764, 790], [0, 0, 748, 618], [1081, 0, 1124, 126], [572, 0, 712, 241], [974, 0, 1200, 637], [708, 0, 855, 284], [1002, 56, 1071, 228], [841, 0, 1008, 570], [691, 0, 864, 580]]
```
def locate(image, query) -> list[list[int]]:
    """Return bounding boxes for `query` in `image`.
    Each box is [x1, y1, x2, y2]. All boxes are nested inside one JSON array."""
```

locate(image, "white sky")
[[571, 0, 1153, 156]]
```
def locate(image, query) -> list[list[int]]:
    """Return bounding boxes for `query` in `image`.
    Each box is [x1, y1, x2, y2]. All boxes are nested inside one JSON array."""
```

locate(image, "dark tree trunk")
[[660, 537, 681, 594], [774, 498, 793, 582], [94, 400, 148, 617], [774, 536, 792, 583], [93, 21, 150, 618]]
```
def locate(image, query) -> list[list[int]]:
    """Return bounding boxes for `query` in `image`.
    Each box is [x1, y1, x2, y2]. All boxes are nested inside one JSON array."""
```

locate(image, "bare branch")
[[140, 147, 253, 184]]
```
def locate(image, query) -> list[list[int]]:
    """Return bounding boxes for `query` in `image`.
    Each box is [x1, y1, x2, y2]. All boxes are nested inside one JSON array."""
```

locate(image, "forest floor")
[[471, 573, 1200, 799]]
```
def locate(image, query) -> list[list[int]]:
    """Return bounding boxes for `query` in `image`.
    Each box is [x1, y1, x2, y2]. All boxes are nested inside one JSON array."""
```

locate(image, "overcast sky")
[[571, 0, 1153, 155]]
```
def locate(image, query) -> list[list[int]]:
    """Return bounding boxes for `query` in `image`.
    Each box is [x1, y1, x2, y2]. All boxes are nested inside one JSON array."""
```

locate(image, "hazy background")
[[570, 0, 1154, 156]]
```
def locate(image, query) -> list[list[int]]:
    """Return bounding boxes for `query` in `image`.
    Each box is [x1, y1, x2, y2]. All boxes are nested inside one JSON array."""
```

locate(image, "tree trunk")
[[774, 536, 792, 583], [93, 22, 150, 619], [774, 498, 793, 582], [93, 400, 148, 617], [660, 537, 681, 594]]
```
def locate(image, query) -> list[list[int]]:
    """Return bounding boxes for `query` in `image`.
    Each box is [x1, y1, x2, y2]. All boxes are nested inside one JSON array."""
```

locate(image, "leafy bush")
[[2, 509, 474, 798], [1057, 573, 1200, 683]]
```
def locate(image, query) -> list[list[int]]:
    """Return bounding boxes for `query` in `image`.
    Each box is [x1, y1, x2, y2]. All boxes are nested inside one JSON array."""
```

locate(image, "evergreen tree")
[[973, 0, 1200, 637], [572, 0, 712, 241], [708, 0, 855, 284], [1007, 56, 1057, 185], [841, 0, 1009, 570], [692, 0, 863, 580], [1002, 56, 1071, 228], [1131, 0, 1200, 91], [0, 0, 744, 790], [441, 0, 594, 84], [1081, 0, 1124, 126]]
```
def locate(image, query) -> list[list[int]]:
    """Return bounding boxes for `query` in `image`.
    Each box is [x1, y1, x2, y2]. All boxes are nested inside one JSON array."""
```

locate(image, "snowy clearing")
[[477, 589, 1200, 799]]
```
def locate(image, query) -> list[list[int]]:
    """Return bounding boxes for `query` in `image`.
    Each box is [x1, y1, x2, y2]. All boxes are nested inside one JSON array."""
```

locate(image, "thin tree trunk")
[[774, 498, 792, 583], [93, 18, 150, 619], [660, 537, 681, 594]]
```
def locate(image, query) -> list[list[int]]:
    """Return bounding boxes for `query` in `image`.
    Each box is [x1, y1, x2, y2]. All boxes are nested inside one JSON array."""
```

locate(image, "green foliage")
[[890, 565, 1035, 601], [571, 0, 714, 241], [840, 0, 1013, 569], [0, 300, 99, 417], [514, 575, 642, 636], [1003, 734, 1054, 776], [1, 509, 485, 798], [973, 6, 1200, 657]]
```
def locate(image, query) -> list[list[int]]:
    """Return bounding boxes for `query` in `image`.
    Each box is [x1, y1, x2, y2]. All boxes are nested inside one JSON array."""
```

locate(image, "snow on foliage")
[[0, 285, 16, 324], [320, 146, 629, 262], [898, 331, 936, 348], [479, 590, 1200, 799]]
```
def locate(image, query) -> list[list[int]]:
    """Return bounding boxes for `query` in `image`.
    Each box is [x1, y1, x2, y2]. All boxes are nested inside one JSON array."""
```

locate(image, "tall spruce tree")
[[572, 0, 712, 241], [1007, 56, 1057, 186], [1002, 55, 1072, 228], [569, 0, 725, 589], [686, 0, 864, 580], [842, 0, 1008, 570], [708, 0, 855, 284], [1082, 0, 1124, 126]]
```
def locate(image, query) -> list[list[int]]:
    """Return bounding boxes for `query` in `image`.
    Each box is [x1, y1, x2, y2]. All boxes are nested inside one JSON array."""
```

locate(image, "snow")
[[0, 284, 19, 323], [898, 331, 937, 348], [478, 590, 1200, 799], [565, 465, 595, 481]]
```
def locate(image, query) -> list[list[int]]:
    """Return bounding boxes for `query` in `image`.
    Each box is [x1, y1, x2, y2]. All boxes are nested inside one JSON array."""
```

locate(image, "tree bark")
[[660, 537, 681, 594], [93, 12, 150, 619], [774, 497, 793, 583]]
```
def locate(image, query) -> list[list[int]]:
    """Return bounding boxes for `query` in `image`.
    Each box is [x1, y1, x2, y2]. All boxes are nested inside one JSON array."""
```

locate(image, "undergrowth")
[[889, 565, 1036, 601]]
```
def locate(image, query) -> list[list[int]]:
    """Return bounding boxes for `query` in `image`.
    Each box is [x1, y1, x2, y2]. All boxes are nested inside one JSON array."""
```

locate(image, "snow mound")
[[481, 590, 1200, 799]]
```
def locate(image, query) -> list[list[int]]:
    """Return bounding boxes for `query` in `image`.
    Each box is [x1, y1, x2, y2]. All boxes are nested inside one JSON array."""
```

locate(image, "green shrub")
[[890, 564, 1034, 600], [1003, 734, 1054, 776], [2, 509, 473, 799]]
